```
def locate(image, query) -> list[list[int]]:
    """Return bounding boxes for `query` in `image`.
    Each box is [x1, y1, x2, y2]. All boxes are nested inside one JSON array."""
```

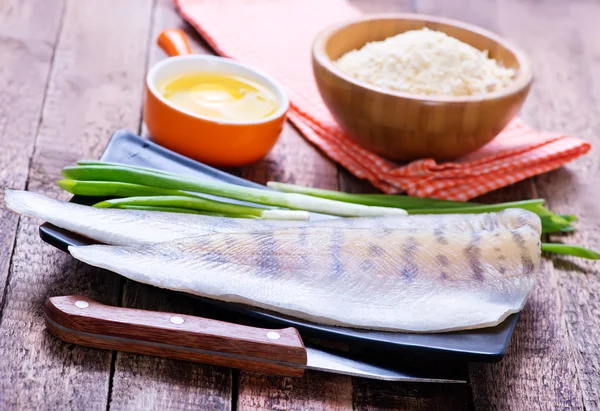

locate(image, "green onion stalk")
[[93, 195, 309, 221], [267, 181, 574, 233], [61, 163, 408, 218], [58, 179, 191, 198], [541, 243, 600, 260], [116, 205, 239, 217]]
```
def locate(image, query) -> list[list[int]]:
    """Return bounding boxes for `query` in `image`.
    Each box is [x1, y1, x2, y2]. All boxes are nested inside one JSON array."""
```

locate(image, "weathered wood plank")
[[415, 0, 586, 409], [352, 380, 472, 411], [107, 2, 234, 409], [0, 0, 153, 408], [416, 0, 499, 28], [0, 0, 64, 309], [237, 371, 352, 411], [493, 1, 600, 409]]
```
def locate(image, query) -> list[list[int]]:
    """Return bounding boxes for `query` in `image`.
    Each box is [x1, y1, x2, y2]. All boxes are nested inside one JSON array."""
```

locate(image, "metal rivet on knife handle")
[[266, 331, 281, 340], [75, 301, 89, 309], [170, 316, 184, 325]]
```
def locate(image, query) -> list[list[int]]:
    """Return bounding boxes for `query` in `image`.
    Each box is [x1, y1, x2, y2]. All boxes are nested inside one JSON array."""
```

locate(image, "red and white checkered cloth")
[[174, 0, 591, 200]]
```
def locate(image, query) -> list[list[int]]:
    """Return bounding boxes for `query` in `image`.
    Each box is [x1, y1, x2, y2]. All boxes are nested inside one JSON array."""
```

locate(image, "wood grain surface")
[[506, 2, 600, 409], [0, 0, 152, 408], [0, 0, 64, 308], [0, 0, 598, 410]]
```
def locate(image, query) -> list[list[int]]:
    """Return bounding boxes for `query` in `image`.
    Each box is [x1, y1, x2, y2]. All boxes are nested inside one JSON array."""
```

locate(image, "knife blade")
[[44, 296, 465, 383]]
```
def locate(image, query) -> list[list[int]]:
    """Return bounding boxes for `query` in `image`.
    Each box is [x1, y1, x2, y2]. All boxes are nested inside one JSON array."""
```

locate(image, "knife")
[[44, 296, 465, 383]]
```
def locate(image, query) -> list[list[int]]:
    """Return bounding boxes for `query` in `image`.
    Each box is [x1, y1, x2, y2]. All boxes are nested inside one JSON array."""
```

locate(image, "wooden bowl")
[[312, 14, 533, 162]]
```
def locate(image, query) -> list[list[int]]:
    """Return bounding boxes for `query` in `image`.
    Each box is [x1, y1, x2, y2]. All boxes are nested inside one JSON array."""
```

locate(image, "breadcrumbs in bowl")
[[335, 28, 516, 97]]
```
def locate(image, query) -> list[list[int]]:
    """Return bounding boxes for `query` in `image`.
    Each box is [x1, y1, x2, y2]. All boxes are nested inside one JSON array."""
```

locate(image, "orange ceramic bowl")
[[144, 55, 289, 167]]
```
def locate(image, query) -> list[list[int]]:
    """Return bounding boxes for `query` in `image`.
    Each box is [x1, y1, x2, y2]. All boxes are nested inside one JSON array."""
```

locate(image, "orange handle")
[[157, 28, 193, 57]]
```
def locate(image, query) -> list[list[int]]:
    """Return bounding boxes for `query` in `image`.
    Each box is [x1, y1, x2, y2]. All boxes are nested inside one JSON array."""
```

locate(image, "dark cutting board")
[[40, 129, 519, 363]]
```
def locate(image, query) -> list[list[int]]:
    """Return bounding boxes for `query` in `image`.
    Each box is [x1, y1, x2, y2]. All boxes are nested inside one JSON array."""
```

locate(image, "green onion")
[[76, 160, 179, 176], [58, 179, 195, 198], [62, 165, 407, 217], [540, 216, 576, 234], [267, 181, 468, 209], [267, 181, 575, 233], [268, 181, 547, 213], [404, 200, 545, 215], [541, 243, 600, 260], [116, 205, 240, 217], [93, 195, 309, 220]]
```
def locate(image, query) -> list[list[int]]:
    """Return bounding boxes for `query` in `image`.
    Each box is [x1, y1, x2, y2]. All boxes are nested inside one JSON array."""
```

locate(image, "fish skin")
[[68, 209, 542, 332], [3, 189, 311, 245], [5, 188, 540, 244]]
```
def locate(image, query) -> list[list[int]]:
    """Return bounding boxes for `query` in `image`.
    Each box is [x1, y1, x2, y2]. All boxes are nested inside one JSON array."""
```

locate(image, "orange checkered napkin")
[[174, 0, 591, 200]]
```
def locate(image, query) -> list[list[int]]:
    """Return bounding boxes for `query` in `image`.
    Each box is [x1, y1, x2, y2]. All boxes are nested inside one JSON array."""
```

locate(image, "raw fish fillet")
[[5, 188, 539, 244], [68, 209, 542, 332], [4, 189, 309, 245], [5, 189, 542, 331]]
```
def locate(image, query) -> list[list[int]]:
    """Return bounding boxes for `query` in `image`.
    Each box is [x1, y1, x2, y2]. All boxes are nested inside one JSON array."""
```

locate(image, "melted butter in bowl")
[[159, 73, 279, 122], [144, 54, 289, 166]]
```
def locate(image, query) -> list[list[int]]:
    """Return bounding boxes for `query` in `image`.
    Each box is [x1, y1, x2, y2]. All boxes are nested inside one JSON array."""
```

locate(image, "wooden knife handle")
[[44, 296, 307, 377]]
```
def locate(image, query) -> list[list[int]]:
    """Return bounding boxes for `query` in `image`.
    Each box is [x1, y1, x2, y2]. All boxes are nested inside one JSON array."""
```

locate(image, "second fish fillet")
[[69, 209, 542, 332]]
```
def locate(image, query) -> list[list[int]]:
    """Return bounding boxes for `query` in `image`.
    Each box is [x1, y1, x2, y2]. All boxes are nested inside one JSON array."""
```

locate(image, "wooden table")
[[0, 0, 598, 409]]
